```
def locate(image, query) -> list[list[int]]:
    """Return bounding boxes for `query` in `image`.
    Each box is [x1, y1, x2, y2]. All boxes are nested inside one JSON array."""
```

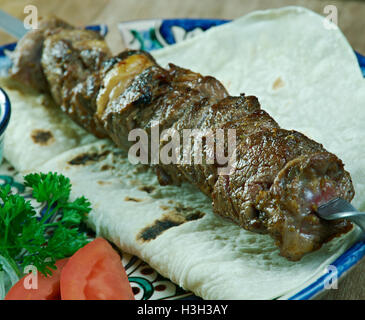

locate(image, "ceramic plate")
[[0, 18, 364, 300]]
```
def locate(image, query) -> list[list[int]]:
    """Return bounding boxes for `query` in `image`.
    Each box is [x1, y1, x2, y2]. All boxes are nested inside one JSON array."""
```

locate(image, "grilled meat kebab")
[[9, 17, 355, 261]]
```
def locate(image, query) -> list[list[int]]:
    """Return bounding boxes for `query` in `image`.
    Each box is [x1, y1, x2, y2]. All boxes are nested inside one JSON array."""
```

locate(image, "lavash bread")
[[1, 79, 97, 172], [1, 7, 365, 299]]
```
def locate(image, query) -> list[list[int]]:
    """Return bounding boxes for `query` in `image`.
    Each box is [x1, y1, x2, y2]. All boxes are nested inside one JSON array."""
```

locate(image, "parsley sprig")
[[0, 172, 91, 277]]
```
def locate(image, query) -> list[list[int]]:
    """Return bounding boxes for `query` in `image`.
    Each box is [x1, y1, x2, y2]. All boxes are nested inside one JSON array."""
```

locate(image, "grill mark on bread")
[[272, 77, 285, 90], [100, 164, 114, 171], [124, 196, 143, 202], [97, 180, 112, 186], [138, 185, 156, 193], [31, 129, 54, 145], [68, 150, 110, 165], [137, 205, 205, 242]]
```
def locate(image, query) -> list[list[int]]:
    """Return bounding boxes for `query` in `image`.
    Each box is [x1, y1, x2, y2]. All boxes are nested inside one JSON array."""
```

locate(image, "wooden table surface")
[[0, 0, 364, 300]]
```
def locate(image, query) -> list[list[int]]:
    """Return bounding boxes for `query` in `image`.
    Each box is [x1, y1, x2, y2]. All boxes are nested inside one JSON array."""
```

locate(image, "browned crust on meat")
[[10, 17, 355, 261]]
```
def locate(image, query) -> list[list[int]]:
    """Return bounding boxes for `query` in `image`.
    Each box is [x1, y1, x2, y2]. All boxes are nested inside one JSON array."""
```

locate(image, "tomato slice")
[[60, 238, 134, 300], [5, 258, 69, 300]]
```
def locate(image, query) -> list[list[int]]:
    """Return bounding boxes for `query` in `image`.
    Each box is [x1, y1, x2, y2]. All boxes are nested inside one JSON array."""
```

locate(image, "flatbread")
[[2, 6, 365, 299], [152, 6, 365, 211], [0, 79, 97, 172], [34, 141, 360, 299]]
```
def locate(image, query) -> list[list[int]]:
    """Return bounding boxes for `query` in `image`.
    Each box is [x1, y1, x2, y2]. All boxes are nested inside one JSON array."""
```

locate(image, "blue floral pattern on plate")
[[118, 19, 229, 51], [1, 18, 365, 300]]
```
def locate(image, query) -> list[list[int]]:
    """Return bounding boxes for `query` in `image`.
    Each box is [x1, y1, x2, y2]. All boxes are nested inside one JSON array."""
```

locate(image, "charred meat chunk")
[[10, 17, 355, 261]]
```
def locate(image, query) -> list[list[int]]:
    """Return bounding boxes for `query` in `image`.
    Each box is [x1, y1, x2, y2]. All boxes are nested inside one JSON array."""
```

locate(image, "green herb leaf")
[[0, 172, 91, 277]]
